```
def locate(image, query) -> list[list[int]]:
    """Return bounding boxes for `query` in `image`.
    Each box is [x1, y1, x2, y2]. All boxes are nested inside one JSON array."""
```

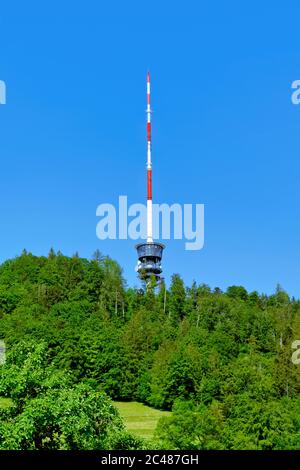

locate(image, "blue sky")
[[1, 1, 300, 295]]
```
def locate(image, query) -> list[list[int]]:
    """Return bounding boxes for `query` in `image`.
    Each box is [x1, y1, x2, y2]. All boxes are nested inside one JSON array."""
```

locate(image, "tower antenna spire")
[[146, 71, 153, 243], [135, 72, 165, 284]]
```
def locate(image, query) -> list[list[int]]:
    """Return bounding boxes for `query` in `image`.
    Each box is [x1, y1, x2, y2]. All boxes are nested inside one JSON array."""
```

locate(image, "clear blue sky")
[[1, 1, 300, 296]]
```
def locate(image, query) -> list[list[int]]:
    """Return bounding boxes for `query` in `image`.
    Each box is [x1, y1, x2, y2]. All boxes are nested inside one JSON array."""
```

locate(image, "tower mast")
[[146, 72, 153, 243], [135, 72, 165, 284]]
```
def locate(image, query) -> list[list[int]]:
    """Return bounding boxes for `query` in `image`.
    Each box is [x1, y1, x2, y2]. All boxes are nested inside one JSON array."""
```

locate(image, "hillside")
[[0, 250, 300, 449]]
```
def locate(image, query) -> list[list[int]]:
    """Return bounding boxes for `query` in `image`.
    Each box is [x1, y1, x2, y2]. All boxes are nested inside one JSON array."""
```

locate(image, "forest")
[[0, 249, 300, 450]]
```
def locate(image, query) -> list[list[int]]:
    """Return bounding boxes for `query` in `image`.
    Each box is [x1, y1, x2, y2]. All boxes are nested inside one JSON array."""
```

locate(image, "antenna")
[[135, 72, 165, 284], [146, 71, 153, 243]]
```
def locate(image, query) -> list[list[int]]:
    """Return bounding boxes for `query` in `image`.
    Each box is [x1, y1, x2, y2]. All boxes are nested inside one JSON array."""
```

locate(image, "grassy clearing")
[[114, 401, 171, 440], [0, 397, 13, 409]]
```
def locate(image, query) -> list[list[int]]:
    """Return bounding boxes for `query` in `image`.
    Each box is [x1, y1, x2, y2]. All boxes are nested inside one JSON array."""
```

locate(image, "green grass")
[[114, 401, 171, 440], [0, 397, 13, 409]]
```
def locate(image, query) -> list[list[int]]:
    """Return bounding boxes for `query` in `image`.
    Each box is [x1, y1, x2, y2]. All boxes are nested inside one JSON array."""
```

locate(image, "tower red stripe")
[[147, 122, 151, 141]]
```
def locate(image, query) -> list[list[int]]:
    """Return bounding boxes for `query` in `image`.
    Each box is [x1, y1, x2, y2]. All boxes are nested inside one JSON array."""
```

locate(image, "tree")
[[0, 384, 124, 450], [156, 400, 224, 450], [226, 286, 248, 301], [169, 274, 186, 323], [0, 341, 138, 450]]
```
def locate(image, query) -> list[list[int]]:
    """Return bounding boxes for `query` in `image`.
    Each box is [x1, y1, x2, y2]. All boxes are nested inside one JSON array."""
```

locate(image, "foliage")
[[0, 341, 140, 450], [0, 251, 300, 449]]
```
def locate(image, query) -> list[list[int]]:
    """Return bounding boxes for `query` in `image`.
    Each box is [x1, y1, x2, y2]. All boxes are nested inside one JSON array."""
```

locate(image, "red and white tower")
[[146, 72, 153, 243], [136, 72, 165, 283]]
